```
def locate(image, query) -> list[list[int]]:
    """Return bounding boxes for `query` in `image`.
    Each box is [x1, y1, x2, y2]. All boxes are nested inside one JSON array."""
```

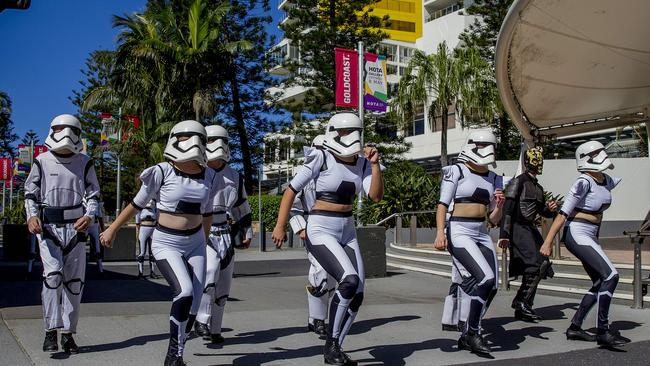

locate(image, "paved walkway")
[[1, 249, 650, 365]]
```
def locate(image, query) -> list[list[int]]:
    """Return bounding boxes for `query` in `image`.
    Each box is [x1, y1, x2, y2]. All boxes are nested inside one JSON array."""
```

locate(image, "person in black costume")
[[498, 147, 557, 321]]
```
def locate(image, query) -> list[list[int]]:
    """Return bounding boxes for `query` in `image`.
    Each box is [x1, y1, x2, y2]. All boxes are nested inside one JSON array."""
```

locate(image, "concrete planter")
[[1, 224, 31, 261], [357, 226, 387, 278], [103, 226, 138, 261]]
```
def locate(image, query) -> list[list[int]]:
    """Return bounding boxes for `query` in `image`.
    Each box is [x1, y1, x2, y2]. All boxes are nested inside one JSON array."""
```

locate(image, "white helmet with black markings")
[[44, 114, 83, 154], [575, 141, 613, 172], [323, 113, 363, 157], [457, 130, 497, 167], [206, 124, 231, 162], [163, 120, 207, 165]]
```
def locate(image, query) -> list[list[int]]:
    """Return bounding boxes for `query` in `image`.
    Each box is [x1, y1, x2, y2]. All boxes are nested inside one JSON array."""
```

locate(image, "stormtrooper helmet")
[[163, 120, 207, 165], [206, 124, 230, 162], [457, 130, 497, 167], [575, 141, 614, 172], [44, 114, 83, 154], [322, 113, 363, 157]]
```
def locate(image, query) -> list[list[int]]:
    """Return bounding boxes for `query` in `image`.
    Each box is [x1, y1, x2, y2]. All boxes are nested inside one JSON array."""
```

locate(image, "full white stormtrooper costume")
[[126, 120, 221, 365], [194, 125, 253, 343], [84, 198, 104, 273], [552, 141, 627, 346], [134, 199, 159, 278], [288, 113, 376, 365], [24, 114, 100, 354], [289, 135, 335, 337], [438, 131, 503, 355]]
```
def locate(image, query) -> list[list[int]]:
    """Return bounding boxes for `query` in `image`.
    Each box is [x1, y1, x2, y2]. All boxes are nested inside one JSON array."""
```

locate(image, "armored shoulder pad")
[[504, 175, 522, 199]]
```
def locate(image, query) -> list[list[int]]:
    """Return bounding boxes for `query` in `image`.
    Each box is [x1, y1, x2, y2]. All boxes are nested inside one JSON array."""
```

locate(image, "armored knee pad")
[[203, 282, 216, 295], [601, 272, 619, 294], [137, 255, 145, 263], [337, 275, 360, 300], [43, 271, 63, 289], [64, 278, 85, 296]]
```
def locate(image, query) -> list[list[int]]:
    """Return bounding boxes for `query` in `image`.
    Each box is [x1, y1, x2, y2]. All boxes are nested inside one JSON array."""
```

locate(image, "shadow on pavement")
[[81, 333, 169, 354]]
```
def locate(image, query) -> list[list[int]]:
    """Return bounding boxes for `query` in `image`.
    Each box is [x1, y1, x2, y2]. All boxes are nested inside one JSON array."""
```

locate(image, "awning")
[[495, 0, 650, 140]]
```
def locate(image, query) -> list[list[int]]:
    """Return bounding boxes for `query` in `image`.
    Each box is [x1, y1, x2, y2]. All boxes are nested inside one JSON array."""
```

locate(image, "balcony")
[[278, 0, 291, 11], [424, 2, 463, 23], [267, 39, 300, 76]]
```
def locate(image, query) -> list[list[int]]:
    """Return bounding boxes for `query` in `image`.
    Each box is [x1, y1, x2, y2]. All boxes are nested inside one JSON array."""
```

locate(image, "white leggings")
[[38, 224, 86, 333], [152, 225, 206, 357], [306, 211, 364, 346], [137, 225, 156, 274], [197, 225, 234, 334], [447, 219, 498, 334]]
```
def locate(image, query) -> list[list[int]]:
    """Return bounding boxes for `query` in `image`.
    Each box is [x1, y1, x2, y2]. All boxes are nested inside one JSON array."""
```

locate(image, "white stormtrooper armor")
[[163, 120, 207, 165], [457, 130, 497, 167], [135, 199, 159, 278], [206, 125, 231, 162], [322, 113, 363, 158], [196, 162, 252, 339], [25, 120, 100, 349], [575, 141, 614, 172], [44, 114, 83, 154]]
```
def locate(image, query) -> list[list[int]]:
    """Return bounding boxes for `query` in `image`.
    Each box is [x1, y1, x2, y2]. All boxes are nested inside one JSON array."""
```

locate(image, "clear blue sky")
[[0, 0, 282, 146]]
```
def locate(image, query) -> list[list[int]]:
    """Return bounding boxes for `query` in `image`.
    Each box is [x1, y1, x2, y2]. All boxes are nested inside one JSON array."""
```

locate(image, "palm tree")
[[393, 42, 494, 167]]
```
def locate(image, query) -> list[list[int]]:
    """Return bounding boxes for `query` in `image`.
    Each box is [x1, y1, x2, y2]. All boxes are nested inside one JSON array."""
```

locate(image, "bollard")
[[395, 216, 402, 245], [501, 248, 509, 290], [410, 215, 417, 246], [552, 232, 561, 259], [632, 235, 643, 309], [288, 228, 294, 248], [259, 221, 266, 252]]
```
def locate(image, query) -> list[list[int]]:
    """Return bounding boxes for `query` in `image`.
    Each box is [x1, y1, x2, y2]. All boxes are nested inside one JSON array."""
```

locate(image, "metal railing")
[[623, 227, 649, 309], [375, 210, 436, 246]]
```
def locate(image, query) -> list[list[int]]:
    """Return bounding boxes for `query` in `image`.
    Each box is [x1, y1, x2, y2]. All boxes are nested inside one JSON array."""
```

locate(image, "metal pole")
[[116, 107, 122, 218], [501, 248, 509, 290], [357, 41, 365, 225], [395, 215, 402, 245], [633, 235, 643, 309], [9, 161, 13, 210], [409, 215, 417, 246], [2, 182, 5, 216], [258, 166, 263, 252]]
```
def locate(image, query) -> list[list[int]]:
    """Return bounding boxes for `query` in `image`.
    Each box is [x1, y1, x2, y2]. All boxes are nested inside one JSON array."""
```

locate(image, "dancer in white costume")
[[194, 125, 253, 344], [101, 120, 221, 366], [135, 199, 159, 278], [85, 199, 105, 273], [25, 114, 100, 354], [289, 135, 335, 337]]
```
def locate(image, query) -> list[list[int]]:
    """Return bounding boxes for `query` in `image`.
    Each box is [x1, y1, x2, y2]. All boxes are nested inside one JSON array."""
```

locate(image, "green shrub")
[[2, 195, 26, 224], [358, 160, 439, 228], [249, 194, 283, 228]]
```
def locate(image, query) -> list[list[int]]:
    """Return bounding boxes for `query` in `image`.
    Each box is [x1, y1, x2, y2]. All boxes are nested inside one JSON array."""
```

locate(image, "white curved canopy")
[[495, 0, 650, 140]]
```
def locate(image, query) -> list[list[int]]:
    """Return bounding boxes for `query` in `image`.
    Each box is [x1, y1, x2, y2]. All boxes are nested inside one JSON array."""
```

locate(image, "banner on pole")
[[34, 145, 47, 158], [363, 52, 389, 112], [100, 112, 118, 147], [335, 48, 359, 108], [13, 145, 31, 182], [0, 158, 11, 181], [123, 115, 140, 141]]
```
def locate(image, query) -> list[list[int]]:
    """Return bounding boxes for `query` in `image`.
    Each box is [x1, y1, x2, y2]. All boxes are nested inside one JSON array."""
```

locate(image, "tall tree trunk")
[[229, 69, 254, 193], [440, 105, 449, 167], [497, 112, 508, 160]]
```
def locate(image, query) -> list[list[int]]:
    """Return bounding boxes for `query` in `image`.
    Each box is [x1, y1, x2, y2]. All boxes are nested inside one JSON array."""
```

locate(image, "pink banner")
[[335, 48, 358, 108], [0, 158, 11, 181]]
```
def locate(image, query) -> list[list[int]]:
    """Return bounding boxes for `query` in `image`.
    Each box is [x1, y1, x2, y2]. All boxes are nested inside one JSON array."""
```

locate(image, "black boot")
[[193, 321, 210, 339], [324, 337, 354, 365], [566, 325, 596, 342], [42, 330, 58, 352], [458, 330, 491, 355], [308, 319, 328, 336], [61, 332, 79, 354], [513, 300, 538, 322], [597, 329, 629, 347], [210, 333, 225, 344]]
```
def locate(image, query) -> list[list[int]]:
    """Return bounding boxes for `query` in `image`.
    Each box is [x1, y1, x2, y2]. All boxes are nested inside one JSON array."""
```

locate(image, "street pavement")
[[1, 249, 650, 366]]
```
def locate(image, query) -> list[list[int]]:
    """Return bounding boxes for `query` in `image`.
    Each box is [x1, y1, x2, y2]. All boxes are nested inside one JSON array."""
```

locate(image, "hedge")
[[249, 194, 283, 229]]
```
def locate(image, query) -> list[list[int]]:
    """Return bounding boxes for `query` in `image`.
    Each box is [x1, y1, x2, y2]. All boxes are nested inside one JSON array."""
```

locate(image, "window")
[[264, 140, 277, 163], [399, 46, 415, 64], [425, 3, 462, 23], [375, 0, 415, 13], [385, 20, 416, 33], [386, 63, 398, 76], [405, 105, 425, 137], [277, 137, 290, 161], [430, 111, 457, 132], [379, 43, 398, 62]]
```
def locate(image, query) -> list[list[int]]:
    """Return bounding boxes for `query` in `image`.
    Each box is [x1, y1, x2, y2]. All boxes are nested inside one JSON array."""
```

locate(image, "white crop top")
[[289, 149, 372, 205], [132, 162, 220, 216], [560, 173, 621, 217], [439, 163, 504, 211]]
